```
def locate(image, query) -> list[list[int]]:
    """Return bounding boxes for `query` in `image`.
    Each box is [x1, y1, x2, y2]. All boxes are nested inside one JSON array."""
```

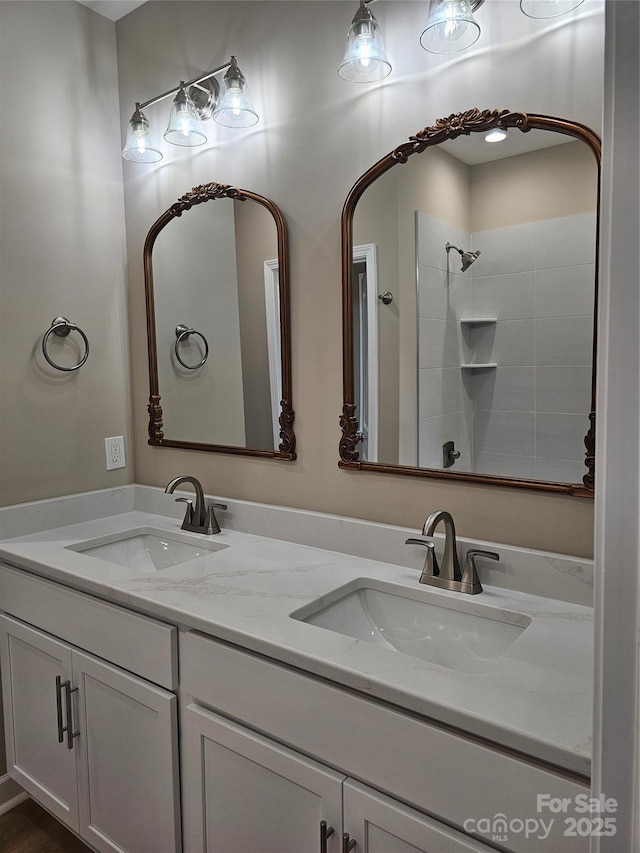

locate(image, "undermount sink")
[[291, 579, 531, 674], [66, 527, 228, 573]]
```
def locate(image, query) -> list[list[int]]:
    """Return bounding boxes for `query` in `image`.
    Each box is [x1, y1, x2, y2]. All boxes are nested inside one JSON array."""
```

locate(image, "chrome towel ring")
[[174, 324, 209, 370], [42, 317, 89, 372]]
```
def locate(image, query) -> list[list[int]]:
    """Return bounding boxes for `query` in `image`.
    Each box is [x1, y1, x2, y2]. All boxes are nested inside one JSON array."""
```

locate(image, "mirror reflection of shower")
[[446, 241, 481, 272]]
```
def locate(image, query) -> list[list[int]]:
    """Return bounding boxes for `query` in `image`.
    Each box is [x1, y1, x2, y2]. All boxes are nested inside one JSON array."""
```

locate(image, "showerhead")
[[460, 249, 481, 271], [446, 242, 481, 272]]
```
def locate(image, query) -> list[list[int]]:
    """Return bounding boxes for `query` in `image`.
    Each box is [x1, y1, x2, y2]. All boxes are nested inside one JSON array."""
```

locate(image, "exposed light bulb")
[[229, 85, 242, 117], [356, 37, 372, 68]]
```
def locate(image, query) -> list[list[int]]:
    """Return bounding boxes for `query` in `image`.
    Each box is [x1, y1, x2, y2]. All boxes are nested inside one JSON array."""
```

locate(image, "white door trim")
[[353, 243, 379, 462], [263, 260, 283, 449]]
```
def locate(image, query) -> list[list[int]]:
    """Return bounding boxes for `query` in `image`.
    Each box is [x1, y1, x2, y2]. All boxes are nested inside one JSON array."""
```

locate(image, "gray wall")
[[118, 1, 603, 557], [0, 1, 131, 505], [0, 1, 604, 542], [234, 199, 278, 449]]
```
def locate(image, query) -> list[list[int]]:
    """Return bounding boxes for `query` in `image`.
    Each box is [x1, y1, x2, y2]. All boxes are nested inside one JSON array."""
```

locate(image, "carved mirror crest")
[[340, 109, 600, 495], [145, 182, 295, 459]]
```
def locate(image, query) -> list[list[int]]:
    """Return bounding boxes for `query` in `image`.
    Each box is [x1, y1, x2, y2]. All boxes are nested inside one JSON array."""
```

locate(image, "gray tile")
[[535, 456, 589, 484], [470, 223, 536, 277], [472, 452, 537, 480], [470, 366, 535, 412], [418, 318, 462, 369], [535, 264, 595, 318], [417, 266, 471, 320], [492, 320, 535, 366], [472, 409, 535, 457], [535, 366, 593, 414], [536, 412, 591, 460], [419, 368, 468, 419], [471, 271, 535, 320], [534, 213, 597, 271], [535, 316, 593, 365]]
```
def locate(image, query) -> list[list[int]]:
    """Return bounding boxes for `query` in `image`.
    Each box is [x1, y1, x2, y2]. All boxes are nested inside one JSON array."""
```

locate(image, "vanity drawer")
[[0, 564, 177, 690], [182, 631, 589, 853]]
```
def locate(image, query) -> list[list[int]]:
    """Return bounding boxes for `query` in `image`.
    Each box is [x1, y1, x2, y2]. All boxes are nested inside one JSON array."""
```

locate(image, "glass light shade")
[[122, 107, 163, 163], [164, 85, 207, 146], [420, 0, 481, 54], [338, 2, 392, 83], [485, 128, 508, 142], [520, 0, 585, 17], [213, 59, 259, 128]]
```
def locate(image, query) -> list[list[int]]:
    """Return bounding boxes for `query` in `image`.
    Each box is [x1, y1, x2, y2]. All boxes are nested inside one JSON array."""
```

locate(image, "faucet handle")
[[175, 497, 194, 526], [461, 549, 500, 595], [205, 502, 227, 536], [405, 537, 440, 581]]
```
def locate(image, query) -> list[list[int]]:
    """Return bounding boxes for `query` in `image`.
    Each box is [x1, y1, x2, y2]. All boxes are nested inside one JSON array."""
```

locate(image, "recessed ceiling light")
[[484, 128, 508, 143]]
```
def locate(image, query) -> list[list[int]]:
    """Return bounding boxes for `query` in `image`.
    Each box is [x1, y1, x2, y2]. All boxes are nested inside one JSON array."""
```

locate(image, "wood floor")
[[0, 799, 92, 853]]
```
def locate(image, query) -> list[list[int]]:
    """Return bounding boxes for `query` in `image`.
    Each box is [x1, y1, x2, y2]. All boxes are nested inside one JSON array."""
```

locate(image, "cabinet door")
[[183, 703, 345, 853], [73, 649, 181, 853], [0, 614, 79, 828], [343, 780, 496, 853]]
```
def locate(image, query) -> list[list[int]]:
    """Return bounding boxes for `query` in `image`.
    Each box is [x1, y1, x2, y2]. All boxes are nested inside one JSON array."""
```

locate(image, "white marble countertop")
[[0, 509, 593, 778]]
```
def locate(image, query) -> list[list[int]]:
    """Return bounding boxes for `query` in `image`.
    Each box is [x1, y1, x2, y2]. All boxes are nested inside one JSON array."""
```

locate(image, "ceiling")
[[76, 0, 147, 21]]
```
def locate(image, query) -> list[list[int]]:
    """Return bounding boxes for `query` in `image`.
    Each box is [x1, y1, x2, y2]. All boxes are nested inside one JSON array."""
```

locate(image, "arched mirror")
[[340, 109, 600, 495], [145, 182, 295, 459]]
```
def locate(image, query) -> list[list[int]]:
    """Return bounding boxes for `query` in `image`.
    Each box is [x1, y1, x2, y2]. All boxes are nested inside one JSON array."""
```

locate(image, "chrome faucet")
[[405, 509, 499, 594], [164, 475, 227, 535]]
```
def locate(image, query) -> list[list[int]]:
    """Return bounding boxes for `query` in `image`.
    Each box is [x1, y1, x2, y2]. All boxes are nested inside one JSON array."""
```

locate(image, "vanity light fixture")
[[338, 0, 392, 82], [122, 56, 258, 163], [520, 0, 586, 18], [420, 0, 586, 54]]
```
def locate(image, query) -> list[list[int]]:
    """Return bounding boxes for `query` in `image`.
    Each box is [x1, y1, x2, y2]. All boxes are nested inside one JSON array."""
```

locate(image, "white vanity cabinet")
[[181, 632, 590, 853], [182, 703, 492, 853], [182, 704, 345, 852], [0, 566, 181, 853]]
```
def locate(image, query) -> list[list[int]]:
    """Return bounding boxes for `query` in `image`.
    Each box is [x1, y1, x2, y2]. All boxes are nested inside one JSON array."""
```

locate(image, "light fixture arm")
[[137, 61, 232, 111]]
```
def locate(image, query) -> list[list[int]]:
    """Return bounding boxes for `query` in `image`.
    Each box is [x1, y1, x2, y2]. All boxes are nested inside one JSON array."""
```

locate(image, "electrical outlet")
[[105, 436, 126, 471]]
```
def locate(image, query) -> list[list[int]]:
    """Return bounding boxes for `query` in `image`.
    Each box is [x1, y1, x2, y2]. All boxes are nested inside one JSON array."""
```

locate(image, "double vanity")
[[0, 485, 593, 852]]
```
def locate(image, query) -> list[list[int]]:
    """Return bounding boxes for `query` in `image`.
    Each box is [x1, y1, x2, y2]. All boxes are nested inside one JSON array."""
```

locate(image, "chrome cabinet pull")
[[320, 820, 334, 852], [342, 833, 357, 852], [63, 681, 80, 750], [55, 676, 65, 743]]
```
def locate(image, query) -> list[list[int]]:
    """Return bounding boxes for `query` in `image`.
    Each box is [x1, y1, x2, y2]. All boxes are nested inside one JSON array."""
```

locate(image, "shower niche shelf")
[[460, 318, 497, 370], [459, 318, 497, 326], [460, 363, 497, 369]]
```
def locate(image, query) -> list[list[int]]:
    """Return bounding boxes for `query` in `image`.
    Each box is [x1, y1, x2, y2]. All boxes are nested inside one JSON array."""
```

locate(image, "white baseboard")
[[0, 773, 27, 816]]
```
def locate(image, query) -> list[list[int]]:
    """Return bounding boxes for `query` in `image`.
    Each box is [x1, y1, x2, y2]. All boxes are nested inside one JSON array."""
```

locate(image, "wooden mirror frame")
[[340, 109, 600, 495], [144, 182, 296, 460]]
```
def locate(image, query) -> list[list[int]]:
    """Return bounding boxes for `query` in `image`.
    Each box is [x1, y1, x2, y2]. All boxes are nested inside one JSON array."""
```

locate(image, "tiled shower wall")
[[416, 212, 472, 470], [417, 211, 596, 482]]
